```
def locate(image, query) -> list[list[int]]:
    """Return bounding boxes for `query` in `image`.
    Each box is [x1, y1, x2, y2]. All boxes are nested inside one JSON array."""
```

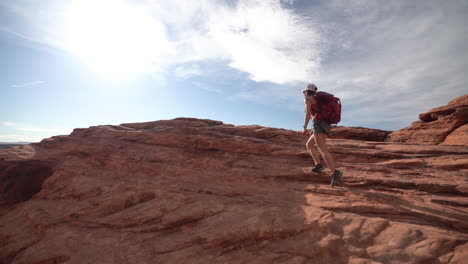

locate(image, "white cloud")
[[1, 122, 72, 143], [2, 122, 17, 127], [0, 134, 44, 143], [204, 0, 322, 84], [2, 122, 71, 134], [11, 81, 44, 87], [193, 81, 222, 93], [173, 64, 202, 79], [0, 0, 323, 84]]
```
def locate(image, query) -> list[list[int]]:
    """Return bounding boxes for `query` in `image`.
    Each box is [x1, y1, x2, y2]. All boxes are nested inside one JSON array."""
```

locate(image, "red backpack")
[[315, 91, 342, 125]]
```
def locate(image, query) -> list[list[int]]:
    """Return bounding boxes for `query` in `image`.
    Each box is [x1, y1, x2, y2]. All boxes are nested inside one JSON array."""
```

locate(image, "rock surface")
[[442, 123, 468, 146], [387, 95, 468, 145], [331, 126, 391, 141], [1, 118, 467, 264]]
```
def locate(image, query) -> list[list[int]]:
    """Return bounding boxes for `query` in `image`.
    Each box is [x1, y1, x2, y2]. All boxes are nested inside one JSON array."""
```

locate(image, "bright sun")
[[61, 0, 172, 78]]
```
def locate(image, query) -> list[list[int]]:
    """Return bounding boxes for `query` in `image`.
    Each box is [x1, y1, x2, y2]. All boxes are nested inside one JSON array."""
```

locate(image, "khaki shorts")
[[313, 120, 331, 136]]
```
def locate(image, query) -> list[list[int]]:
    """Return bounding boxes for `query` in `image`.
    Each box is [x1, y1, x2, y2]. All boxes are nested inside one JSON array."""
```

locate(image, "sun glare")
[[61, 0, 172, 79]]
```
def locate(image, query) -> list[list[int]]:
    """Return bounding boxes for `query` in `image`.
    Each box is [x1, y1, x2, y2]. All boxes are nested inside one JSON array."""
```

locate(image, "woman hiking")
[[302, 83, 343, 187]]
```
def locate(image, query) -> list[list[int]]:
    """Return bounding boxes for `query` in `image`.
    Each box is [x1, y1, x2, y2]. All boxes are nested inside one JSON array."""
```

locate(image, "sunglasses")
[[303, 90, 316, 96]]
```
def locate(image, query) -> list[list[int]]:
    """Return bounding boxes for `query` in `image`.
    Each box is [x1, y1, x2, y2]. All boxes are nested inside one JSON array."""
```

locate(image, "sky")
[[1, 0, 467, 142]]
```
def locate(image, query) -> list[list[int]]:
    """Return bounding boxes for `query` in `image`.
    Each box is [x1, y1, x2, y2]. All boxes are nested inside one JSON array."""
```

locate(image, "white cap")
[[302, 83, 318, 93]]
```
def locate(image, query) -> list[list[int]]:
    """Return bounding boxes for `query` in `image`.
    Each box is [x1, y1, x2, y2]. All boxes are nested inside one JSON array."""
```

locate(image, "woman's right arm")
[[303, 99, 312, 133]]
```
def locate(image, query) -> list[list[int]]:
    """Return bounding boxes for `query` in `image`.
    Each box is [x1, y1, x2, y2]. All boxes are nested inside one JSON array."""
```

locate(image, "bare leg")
[[306, 134, 321, 165], [314, 133, 336, 173]]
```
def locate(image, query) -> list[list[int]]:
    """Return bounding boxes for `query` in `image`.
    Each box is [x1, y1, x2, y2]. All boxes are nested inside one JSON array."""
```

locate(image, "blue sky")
[[1, 0, 467, 142]]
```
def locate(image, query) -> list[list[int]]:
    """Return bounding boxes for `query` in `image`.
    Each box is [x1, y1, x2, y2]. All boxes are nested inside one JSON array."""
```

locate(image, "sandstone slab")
[[443, 123, 468, 146], [331, 126, 391, 141]]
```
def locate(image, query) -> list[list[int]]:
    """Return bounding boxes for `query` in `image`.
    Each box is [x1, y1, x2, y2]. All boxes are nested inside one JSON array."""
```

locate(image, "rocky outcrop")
[[442, 123, 468, 146], [1, 118, 467, 263], [331, 126, 391, 141], [388, 95, 468, 145], [0, 159, 53, 206]]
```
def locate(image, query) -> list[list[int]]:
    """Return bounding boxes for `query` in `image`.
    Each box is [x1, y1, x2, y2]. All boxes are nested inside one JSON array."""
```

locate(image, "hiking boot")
[[311, 163, 324, 173], [330, 170, 343, 187]]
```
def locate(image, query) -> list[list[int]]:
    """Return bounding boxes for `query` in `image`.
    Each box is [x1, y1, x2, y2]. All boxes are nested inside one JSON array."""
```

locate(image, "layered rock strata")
[[1, 118, 467, 263], [331, 126, 391, 141]]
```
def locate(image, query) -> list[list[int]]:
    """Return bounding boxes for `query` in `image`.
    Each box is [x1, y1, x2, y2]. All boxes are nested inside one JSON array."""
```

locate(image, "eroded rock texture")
[[388, 95, 468, 145], [1, 118, 467, 263], [331, 126, 391, 142]]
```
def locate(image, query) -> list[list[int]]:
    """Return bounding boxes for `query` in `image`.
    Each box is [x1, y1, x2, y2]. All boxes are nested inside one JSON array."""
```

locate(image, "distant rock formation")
[[388, 95, 468, 146], [0, 142, 30, 149], [1, 117, 467, 263], [331, 126, 391, 141]]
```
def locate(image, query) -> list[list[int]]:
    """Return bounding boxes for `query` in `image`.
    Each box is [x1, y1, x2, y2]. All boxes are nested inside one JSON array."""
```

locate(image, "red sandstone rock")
[[331, 126, 391, 141], [388, 95, 468, 145], [0, 118, 467, 263], [442, 123, 468, 146]]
